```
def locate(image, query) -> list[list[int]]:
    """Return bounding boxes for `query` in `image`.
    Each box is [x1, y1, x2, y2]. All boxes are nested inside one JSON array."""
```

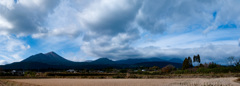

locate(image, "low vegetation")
[[1, 55, 240, 86], [1, 54, 240, 79]]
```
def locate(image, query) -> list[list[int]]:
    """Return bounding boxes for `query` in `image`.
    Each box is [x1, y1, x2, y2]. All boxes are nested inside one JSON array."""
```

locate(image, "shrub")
[[197, 68, 210, 73], [174, 70, 185, 74], [196, 66, 238, 73], [151, 71, 162, 75], [208, 62, 219, 69], [161, 65, 175, 73], [112, 74, 126, 78], [128, 74, 138, 78], [24, 71, 36, 77], [149, 66, 160, 71], [119, 69, 127, 73]]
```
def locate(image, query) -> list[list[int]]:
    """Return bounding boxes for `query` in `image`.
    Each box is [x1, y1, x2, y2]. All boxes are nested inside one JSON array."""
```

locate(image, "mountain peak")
[[22, 51, 72, 65], [168, 58, 183, 63], [97, 58, 111, 60], [44, 51, 61, 58], [116, 57, 164, 64], [91, 58, 115, 64], [45, 51, 57, 55]]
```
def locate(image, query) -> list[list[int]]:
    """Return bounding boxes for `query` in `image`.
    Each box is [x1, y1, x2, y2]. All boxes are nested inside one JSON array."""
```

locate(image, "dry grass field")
[[0, 79, 38, 86], [2, 77, 239, 86]]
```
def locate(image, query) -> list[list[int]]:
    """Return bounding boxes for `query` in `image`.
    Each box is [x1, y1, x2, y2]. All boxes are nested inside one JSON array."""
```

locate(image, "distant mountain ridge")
[[21, 51, 73, 65], [168, 58, 183, 63], [0, 51, 183, 70], [116, 57, 164, 64], [91, 58, 115, 64]]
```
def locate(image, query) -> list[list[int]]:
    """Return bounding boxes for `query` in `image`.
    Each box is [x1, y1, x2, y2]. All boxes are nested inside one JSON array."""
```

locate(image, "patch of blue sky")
[[57, 45, 80, 54], [18, 36, 39, 47], [130, 31, 160, 48], [16, 36, 44, 58], [210, 36, 239, 42], [187, 24, 207, 31], [205, 28, 240, 44], [14, 0, 18, 3], [212, 11, 217, 20], [44, 40, 80, 53], [218, 23, 237, 29]]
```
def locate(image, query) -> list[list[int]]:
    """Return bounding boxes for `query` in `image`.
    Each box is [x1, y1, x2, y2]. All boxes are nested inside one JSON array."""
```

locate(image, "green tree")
[[120, 69, 127, 73], [197, 54, 201, 63], [182, 58, 189, 70], [149, 66, 160, 71], [188, 56, 193, 68], [208, 62, 218, 69], [161, 65, 175, 73], [182, 56, 194, 70], [193, 55, 196, 62], [228, 56, 235, 66], [235, 59, 240, 67], [193, 54, 201, 63]]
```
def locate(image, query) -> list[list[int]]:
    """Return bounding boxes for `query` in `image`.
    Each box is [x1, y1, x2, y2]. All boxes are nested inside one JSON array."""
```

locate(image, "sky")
[[0, 0, 240, 65]]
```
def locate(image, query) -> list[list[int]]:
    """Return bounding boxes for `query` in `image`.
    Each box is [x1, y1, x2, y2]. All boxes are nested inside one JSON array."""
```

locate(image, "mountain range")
[[0, 51, 183, 70]]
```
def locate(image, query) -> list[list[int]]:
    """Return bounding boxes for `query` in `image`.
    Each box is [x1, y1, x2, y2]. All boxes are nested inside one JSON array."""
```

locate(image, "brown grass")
[[7, 78, 240, 86], [0, 79, 38, 86], [1, 73, 240, 79]]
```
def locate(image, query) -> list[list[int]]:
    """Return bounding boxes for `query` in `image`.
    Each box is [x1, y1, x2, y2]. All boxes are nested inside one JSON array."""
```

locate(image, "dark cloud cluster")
[[79, 0, 240, 62], [80, 0, 142, 39], [78, 0, 143, 59], [79, 0, 220, 59], [0, 0, 60, 36], [136, 0, 218, 34], [81, 29, 141, 59], [0, 0, 240, 64]]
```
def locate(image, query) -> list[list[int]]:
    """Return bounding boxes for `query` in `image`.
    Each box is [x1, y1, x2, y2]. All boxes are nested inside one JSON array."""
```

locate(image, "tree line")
[[182, 54, 201, 70]]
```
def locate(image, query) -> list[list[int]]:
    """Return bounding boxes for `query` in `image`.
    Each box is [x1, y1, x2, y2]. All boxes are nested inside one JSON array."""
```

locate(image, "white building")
[[67, 69, 76, 73]]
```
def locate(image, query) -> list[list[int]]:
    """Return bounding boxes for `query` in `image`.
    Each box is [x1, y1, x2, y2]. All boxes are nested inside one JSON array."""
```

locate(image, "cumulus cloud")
[[0, 35, 30, 64], [61, 0, 240, 61], [1, 0, 240, 64], [0, 0, 60, 36], [136, 44, 240, 65], [76, 0, 143, 59], [77, 0, 240, 59], [239, 39, 240, 46], [80, 0, 142, 36], [0, 0, 15, 9], [0, 60, 7, 65], [0, 16, 13, 34], [81, 30, 140, 59], [136, 0, 218, 34]]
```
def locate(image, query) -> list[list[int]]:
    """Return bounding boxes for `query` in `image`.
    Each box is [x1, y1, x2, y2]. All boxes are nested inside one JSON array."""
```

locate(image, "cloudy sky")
[[0, 0, 240, 65]]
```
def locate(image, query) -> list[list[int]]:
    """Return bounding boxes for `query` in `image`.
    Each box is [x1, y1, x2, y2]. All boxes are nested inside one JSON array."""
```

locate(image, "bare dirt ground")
[[5, 78, 240, 86]]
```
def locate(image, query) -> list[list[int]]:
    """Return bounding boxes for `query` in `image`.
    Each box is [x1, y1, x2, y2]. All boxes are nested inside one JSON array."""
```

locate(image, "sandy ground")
[[8, 78, 240, 86]]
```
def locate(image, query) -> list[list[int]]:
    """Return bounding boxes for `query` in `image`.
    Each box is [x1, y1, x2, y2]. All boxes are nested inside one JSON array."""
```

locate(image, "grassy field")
[[0, 79, 38, 86], [1, 73, 240, 86], [1, 73, 240, 79], [1, 78, 238, 86]]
